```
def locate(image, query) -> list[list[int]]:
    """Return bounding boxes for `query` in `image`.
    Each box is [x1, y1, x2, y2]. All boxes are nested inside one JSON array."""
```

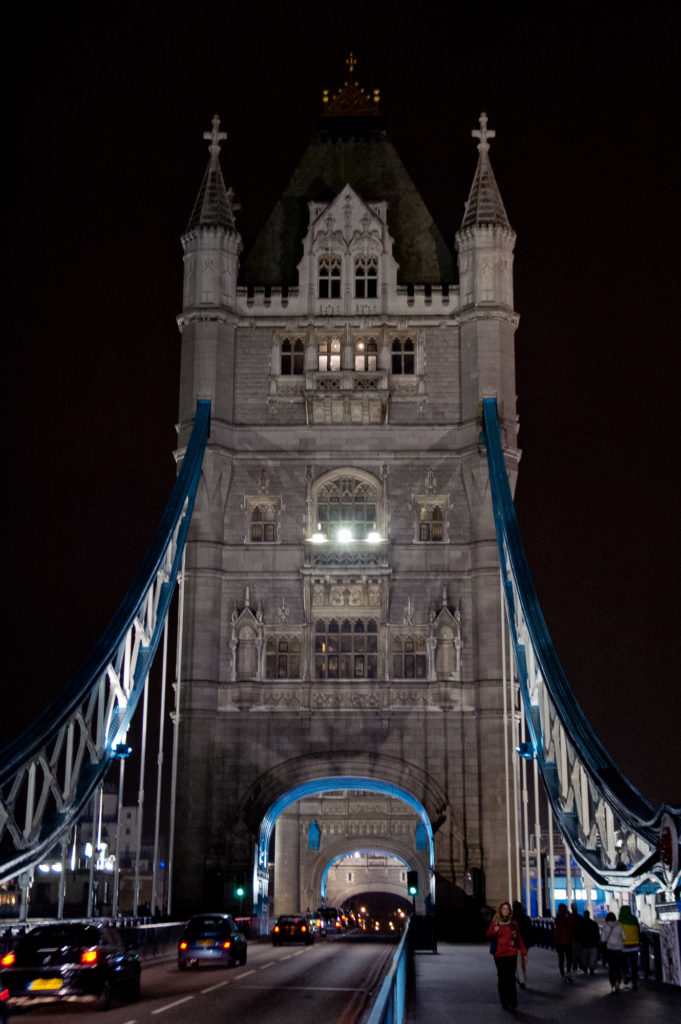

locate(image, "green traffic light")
[[236, 886, 245, 897]]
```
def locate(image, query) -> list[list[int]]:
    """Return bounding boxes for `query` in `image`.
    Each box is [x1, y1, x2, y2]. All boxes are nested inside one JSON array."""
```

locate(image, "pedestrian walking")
[[486, 901, 528, 1012], [554, 903, 574, 981], [618, 906, 640, 989], [512, 900, 533, 989], [580, 910, 600, 975], [569, 902, 583, 971], [602, 911, 626, 992]]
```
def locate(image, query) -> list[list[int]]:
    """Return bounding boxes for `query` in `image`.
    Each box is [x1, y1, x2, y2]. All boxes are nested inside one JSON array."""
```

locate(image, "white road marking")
[[280, 954, 293, 960], [259, 960, 276, 969], [234, 968, 256, 979], [151, 994, 195, 1014], [201, 978, 231, 993]]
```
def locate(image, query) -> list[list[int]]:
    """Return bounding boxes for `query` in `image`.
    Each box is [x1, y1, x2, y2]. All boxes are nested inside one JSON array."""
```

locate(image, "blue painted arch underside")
[[258, 777, 435, 871]]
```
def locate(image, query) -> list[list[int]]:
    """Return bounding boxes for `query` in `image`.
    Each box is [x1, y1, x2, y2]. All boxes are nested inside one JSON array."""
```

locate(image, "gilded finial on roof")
[[322, 53, 381, 116], [204, 114, 227, 162], [472, 112, 495, 154]]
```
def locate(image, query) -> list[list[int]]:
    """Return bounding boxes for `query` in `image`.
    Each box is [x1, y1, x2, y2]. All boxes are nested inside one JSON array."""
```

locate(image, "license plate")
[[197, 940, 214, 947], [29, 978, 62, 991]]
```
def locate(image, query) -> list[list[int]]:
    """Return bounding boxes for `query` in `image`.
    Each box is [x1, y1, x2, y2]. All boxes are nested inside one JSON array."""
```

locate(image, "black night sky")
[[4, 2, 680, 809]]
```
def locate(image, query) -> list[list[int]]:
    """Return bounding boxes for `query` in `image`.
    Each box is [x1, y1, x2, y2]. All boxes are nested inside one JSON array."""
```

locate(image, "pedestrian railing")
[[366, 920, 410, 1024]]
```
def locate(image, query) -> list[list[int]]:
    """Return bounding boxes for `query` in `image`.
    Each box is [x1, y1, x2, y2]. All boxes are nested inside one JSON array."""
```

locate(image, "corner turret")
[[181, 115, 242, 315], [455, 114, 518, 435], [178, 115, 242, 429]]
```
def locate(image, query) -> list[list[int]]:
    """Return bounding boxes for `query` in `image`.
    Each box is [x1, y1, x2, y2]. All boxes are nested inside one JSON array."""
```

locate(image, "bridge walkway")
[[406, 941, 680, 1023]]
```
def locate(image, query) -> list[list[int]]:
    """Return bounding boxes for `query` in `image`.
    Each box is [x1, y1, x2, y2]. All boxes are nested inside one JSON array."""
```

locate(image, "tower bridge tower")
[[175, 64, 519, 923]]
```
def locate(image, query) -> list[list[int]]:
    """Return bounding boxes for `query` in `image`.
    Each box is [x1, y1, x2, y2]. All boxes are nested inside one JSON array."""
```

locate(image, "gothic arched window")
[[308, 820, 321, 851], [318, 256, 342, 299], [281, 337, 304, 375], [315, 618, 378, 679], [266, 636, 300, 679], [318, 337, 341, 372], [250, 503, 276, 543], [354, 255, 378, 298], [419, 504, 443, 542], [354, 339, 378, 371], [316, 476, 378, 541], [392, 635, 427, 679], [391, 337, 415, 374]]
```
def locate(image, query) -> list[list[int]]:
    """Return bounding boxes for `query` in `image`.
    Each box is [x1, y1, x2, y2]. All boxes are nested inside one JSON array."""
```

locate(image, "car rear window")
[[186, 916, 231, 933], [19, 926, 101, 952]]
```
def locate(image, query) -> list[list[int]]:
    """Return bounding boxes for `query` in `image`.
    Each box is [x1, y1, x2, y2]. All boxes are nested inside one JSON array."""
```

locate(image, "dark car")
[[272, 915, 314, 946], [318, 907, 343, 934], [178, 913, 247, 969], [0, 923, 140, 1010]]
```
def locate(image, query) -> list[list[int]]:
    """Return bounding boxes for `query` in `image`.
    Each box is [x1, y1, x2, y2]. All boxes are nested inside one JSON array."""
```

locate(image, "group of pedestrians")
[[555, 900, 640, 992], [486, 898, 641, 1011]]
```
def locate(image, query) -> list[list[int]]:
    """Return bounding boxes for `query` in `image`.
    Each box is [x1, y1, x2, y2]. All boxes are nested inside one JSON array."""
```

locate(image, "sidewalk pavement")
[[406, 941, 681, 1023]]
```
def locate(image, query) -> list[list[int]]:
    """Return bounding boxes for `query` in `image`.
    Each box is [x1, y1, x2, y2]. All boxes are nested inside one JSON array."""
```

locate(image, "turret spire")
[[186, 114, 236, 233], [460, 112, 511, 230]]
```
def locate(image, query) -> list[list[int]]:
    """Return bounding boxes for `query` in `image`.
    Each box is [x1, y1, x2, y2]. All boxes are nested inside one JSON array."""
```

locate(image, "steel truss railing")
[[0, 401, 210, 884], [482, 398, 680, 895]]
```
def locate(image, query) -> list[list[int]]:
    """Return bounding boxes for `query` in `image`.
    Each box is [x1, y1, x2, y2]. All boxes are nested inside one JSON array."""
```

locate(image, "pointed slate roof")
[[460, 113, 511, 231], [241, 60, 456, 288], [186, 115, 236, 233]]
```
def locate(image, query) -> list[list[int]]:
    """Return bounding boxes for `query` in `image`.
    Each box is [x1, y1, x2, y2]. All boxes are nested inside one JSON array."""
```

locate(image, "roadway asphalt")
[[406, 941, 681, 1023]]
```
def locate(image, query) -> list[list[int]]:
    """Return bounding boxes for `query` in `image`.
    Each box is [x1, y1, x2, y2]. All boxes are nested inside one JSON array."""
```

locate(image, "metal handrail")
[[366, 919, 410, 1024]]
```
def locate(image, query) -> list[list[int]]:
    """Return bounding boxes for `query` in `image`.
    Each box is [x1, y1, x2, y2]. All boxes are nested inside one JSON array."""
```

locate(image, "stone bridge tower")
[[175, 62, 519, 927]]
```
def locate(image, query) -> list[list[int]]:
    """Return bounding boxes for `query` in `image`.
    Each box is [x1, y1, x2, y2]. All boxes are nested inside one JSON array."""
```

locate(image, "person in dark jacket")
[[580, 910, 600, 974], [486, 901, 528, 1011], [554, 903, 574, 981], [512, 901, 533, 988]]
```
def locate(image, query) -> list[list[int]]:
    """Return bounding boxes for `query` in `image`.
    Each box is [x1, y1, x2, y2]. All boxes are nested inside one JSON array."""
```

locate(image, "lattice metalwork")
[[482, 398, 680, 895], [0, 401, 210, 884]]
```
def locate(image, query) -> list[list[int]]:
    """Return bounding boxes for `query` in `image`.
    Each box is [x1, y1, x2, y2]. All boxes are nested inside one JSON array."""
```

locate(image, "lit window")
[[308, 820, 321, 851], [354, 339, 378, 371], [318, 338, 341, 372], [391, 338, 415, 374], [392, 636, 427, 678], [250, 504, 277, 542], [281, 338, 304, 375], [419, 505, 443, 541], [266, 636, 300, 678], [319, 256, 342, 299], [355, 256, 378, 298], [315, 618, 378, 679], [316, 477, 378, 540]]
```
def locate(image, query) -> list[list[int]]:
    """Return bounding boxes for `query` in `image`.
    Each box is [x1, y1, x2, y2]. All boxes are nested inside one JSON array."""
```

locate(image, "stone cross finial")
[[346, 52, 357, 75], [472, 112, 495, 154], [204, 114, 227, 160]]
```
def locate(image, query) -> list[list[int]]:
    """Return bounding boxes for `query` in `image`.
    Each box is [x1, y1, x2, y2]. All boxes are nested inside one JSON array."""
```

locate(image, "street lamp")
[[112, 742, 132, 918]]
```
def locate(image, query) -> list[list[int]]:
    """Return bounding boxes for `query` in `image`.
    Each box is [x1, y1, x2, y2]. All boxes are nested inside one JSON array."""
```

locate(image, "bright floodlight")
[[337, 527, 353, 543], [366, 530, 381, 543]]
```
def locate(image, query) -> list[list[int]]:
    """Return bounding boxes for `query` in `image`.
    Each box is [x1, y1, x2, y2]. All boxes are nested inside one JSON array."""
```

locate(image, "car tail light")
[[81, 950, 98, 964], [0, 987, 9, 1003], [222, 941, 231, 950], [0, 953, 15, 967], [301, 925, 307, 932], [273, 926, 280, 933], [178, 941, 188, 950]]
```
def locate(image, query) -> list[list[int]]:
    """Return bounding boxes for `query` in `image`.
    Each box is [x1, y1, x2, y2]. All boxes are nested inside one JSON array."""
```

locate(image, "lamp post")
[[112, 742, 132, 919]]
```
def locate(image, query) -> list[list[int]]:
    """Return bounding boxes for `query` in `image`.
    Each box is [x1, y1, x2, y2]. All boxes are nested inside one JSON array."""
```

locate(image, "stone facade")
[[173, 88, 520, 925]]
